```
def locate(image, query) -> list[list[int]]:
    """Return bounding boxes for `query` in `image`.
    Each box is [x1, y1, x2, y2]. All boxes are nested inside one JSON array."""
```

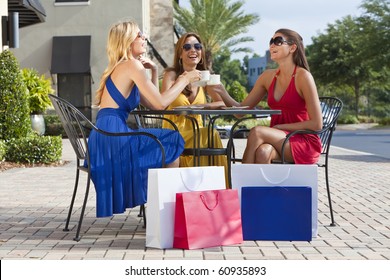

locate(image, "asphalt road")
[[332, 128, 390, 159]]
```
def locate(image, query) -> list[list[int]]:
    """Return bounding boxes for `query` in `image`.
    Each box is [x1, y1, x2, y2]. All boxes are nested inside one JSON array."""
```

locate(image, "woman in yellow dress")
[[161, 32, 227, 172]]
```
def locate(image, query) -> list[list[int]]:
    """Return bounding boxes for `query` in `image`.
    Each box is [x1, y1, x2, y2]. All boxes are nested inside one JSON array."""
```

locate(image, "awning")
[[51, 35, 91, 74], [8, 0, 46, 27]]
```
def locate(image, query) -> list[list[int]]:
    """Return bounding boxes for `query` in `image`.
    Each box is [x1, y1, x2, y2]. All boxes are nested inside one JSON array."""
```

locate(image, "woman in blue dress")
[[88, 20, 201, 217]]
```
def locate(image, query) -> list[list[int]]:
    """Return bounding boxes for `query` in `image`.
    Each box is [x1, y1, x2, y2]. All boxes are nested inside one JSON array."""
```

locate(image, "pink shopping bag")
[[173, 189, 243, 249]]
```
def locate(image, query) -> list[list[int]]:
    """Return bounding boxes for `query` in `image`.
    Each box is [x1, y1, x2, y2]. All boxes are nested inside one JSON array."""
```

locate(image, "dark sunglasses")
[[182, 43, 203, 51], [269, 36, 289, 46]]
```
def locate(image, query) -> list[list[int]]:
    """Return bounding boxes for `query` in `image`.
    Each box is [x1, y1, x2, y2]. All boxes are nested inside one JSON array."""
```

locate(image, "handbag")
[[231, 164, 318, 237], [173, 189, 243, 249], [146, 166, 226, 249], [241, 186, 312, 241]]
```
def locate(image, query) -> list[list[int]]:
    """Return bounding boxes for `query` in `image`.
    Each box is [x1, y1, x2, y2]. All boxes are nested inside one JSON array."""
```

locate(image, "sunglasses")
[[182, 43, 203, 51], [269, 36, 289, 46], [137, 31, 146, 39]]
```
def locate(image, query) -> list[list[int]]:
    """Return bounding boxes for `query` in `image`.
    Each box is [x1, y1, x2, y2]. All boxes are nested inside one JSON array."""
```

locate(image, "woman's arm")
[[161, 70, 177, 92], [205, 84, 240, 107], [206, 70, 271, 108], [130, 60, 200, 110], [138, 56, 158, 88]]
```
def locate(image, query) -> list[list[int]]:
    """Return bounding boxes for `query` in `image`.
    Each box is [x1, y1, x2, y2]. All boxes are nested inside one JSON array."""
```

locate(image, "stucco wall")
[[10, 0, 174, 102], [0, 0, 8, 50], [150, 0, 175, 69]]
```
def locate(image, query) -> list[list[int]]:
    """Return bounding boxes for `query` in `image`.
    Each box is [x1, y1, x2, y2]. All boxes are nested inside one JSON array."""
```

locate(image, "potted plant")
[[21, 68, 54, 135]]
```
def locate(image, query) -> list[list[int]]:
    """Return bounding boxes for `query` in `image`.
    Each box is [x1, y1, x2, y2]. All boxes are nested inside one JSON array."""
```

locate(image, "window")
[[57, 73, 92, 120]]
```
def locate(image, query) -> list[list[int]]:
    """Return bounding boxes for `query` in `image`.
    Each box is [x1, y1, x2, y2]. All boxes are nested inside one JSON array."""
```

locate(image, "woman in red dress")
[[207, 28, 322, 164]]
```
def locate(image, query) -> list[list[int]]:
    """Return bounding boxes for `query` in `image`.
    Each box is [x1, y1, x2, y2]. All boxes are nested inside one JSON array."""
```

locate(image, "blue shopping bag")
[[241, 186, 312, 241]]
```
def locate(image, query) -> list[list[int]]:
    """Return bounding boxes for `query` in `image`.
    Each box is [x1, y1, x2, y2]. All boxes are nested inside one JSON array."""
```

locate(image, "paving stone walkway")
[[0, 138, 389, 260]]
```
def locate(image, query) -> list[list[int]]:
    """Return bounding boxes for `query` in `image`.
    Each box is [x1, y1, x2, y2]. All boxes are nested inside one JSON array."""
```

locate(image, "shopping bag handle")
[[259, 167, 291, 184], [180, 169, 204, 191], [200, 192, 219, 211]]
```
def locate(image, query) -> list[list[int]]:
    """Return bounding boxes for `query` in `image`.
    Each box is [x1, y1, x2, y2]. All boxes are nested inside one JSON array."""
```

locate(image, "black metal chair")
[[278, 97, 343, 226], [133, 104, 178, 130], [49, 94, 166, 241], [227, 97, 343, 226]]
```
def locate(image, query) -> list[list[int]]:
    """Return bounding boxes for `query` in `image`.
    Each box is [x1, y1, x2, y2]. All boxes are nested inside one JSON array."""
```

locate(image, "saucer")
[[192, 80, 208, 87]]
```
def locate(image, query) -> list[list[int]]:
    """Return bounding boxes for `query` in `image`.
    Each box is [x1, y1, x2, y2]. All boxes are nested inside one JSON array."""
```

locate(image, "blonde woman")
[[87, 20, 201, 217]]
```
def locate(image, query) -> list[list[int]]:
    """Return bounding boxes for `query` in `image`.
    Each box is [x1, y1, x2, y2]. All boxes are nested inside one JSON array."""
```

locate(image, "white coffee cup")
[[200, 70, 210, 81], [192, 70, 210, 87], [207, 74, 220, 85]]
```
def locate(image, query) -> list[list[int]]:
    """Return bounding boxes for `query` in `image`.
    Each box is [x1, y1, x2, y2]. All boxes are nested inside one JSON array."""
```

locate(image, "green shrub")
[[338, 114, 359, 124], [214, 117, 270, 128], [21, 68, 54, 114], [0, 50, 31, 140], [225, 81, 247, 102], [44, 114, 65, 136], [358, 115, 377, 123], [371, 105, 390, 118], [44, 114, 61, 123], [0, 140, 6, 161], [379, 117, 390, 126], [6, 133, 62, 164]]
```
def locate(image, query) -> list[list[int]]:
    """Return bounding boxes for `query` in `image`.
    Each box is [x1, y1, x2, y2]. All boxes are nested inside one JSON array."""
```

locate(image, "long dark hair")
[[165, 32, 207, 95], [275, 28, 310, 72]]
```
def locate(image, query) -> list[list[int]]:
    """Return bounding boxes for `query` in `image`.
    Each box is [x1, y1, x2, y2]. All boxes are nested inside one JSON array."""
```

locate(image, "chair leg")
[[325, 166, 336, 226], [140, 204, 146, 228], [138, 204, 143, 217], [63, 168, 80, 232], [73, 176, 91, 242]]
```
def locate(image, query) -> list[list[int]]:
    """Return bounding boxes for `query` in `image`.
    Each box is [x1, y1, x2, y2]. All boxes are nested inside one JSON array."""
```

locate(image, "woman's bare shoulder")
[[295, 67, 315, 84], [255, 68, 277, 87], [295, 66, 311, 78], [163, 69, 177, 78], [260, 69, 278, 80]]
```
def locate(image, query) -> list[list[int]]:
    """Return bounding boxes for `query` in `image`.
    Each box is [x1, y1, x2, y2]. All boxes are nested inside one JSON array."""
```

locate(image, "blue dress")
[[87, 76, 184, 217]]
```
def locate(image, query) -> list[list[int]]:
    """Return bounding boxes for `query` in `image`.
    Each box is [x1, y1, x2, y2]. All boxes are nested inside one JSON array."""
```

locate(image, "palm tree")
[[174, 0, 260, 71]]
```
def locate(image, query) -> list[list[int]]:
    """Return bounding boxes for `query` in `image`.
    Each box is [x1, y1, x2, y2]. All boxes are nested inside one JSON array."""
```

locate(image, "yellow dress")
[[162, 88, 228, 176]]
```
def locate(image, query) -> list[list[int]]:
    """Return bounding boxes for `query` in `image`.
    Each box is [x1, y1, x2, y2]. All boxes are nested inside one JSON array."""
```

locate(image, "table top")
[[131, 107, 281, 116]]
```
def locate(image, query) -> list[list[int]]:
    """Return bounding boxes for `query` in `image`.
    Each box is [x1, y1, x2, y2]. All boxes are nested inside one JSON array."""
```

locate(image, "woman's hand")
[[138, 56, 157, 70], [205, 84, 227, 97], [205, 84, 241, 108], [179, 70, 201, 84]]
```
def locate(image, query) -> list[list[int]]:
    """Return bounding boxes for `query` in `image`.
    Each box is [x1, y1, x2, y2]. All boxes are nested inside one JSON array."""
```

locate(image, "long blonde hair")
[[95, 20, 139, 105]]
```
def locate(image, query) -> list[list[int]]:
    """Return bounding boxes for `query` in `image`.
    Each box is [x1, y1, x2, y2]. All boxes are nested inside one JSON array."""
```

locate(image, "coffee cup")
[[200, 70, 210, 81], [207, 74, 220, 85], [192, 70, 210, 87]]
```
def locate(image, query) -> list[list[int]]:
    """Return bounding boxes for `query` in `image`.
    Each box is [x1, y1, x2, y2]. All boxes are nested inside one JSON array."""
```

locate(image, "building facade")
[[2, 0, 47, 48], [3, 0, 175, 118], [247, 50, 271, 88]]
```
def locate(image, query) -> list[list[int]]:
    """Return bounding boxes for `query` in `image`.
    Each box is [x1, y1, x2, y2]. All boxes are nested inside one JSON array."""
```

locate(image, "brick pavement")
[[0, 138, 389, 260]]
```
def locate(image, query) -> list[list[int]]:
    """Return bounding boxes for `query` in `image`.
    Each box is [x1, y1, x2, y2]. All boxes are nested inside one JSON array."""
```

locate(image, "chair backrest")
[[132, 105, 179, 131], [132, 104, 164, 129], [50, 94, 167, 167], [49, 94, 93, 162], [318, 96, 343, 155]]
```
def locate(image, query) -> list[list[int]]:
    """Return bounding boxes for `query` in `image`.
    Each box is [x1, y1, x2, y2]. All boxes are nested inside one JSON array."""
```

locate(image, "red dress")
[[267, 67, 321, 164]]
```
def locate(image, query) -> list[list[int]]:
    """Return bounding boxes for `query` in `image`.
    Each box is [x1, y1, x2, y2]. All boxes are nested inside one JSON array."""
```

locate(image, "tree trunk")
[[205, 49, 213, 72], [354, 79, 360, 118]]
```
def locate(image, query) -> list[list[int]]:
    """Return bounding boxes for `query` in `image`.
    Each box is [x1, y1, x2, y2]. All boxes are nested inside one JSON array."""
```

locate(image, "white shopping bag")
[[231, 164, 318, 238], [146, 166, 226, 249]]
